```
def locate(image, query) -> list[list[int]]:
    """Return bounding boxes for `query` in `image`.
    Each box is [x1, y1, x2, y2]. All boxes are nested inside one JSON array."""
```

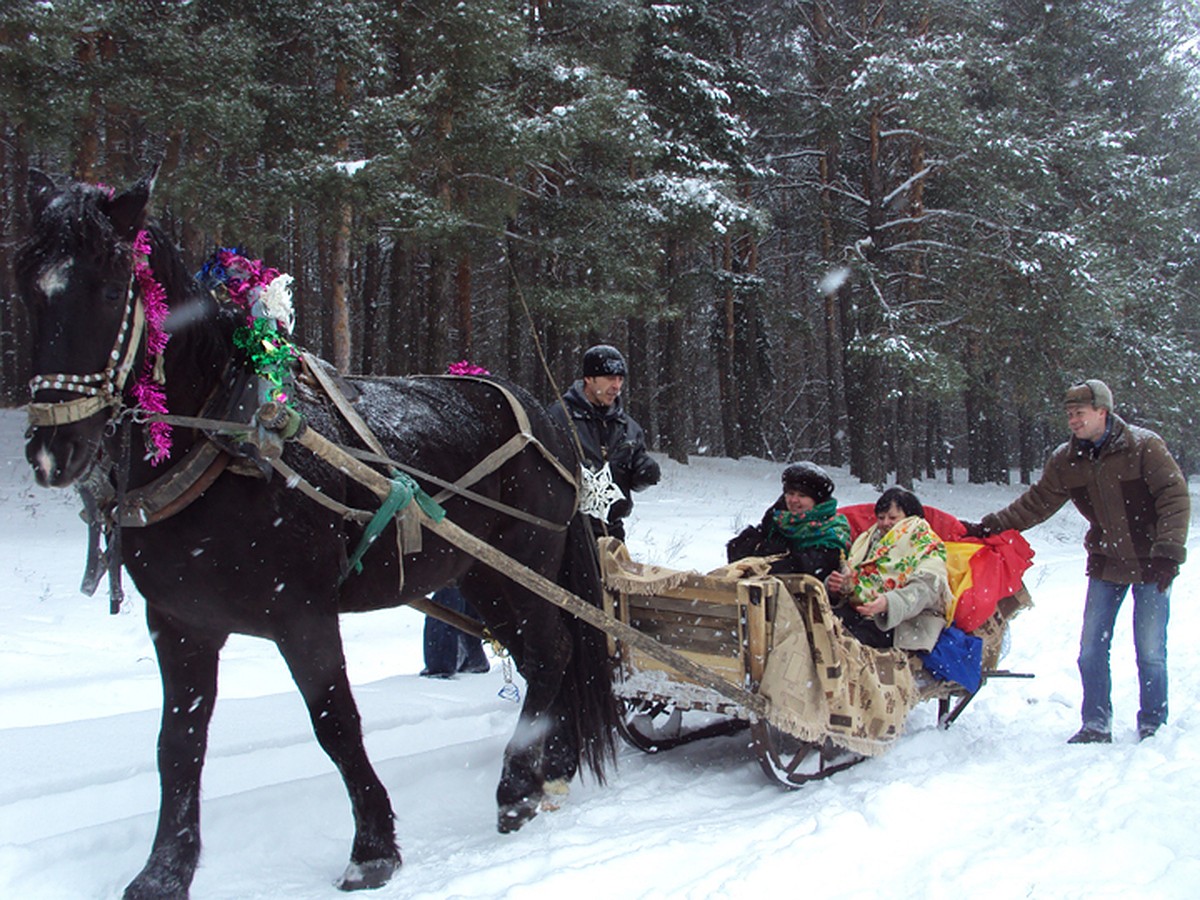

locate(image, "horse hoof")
[[337, 856, 401, 891], [540, 778, 570, 811], [497, 797, 540, 833]]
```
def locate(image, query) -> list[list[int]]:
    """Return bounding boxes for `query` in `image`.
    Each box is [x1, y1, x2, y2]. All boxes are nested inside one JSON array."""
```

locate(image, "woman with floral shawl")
[[825, 487, 953, 651], [726, 462, 851, 580]]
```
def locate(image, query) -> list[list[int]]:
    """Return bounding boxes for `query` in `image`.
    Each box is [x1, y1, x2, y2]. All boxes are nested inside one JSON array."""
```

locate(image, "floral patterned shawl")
[[846, 515, 949, 612]]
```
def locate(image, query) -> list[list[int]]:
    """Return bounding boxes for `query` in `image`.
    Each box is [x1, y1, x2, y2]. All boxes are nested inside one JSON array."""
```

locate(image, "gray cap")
[[1064, 379, 1113, 412]]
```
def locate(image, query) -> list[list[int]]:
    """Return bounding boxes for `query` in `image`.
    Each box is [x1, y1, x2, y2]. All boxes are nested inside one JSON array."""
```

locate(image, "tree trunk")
[[657, 238, 688, 463], [626, 315, 652, 447], [330, 88, 353, 372], [454, 250, 472, 360], [894, 387, 915, 488], [360, 241, 383, 373], [845, 104, 888, 487], [717, 234, 739, 457], [387, 242, 415, 375], [0, 125, 29, 404], [1018, 409, 1036, 484], [424, 248, 448, 374], [72, 32, 100, 182]]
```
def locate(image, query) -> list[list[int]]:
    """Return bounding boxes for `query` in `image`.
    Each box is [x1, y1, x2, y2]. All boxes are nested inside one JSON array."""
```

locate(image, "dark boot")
[[1067, 727, 1112, 744]]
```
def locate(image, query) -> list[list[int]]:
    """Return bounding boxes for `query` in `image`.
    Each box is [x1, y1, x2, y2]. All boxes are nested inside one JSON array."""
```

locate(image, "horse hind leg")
[[495, 619, 574, 833], [125, 612, 224, 900], [276, 616, 401, 891]]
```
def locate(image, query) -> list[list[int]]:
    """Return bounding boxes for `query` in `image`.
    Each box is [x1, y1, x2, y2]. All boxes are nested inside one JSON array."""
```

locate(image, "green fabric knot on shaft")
[[346, 471, 445, 577]]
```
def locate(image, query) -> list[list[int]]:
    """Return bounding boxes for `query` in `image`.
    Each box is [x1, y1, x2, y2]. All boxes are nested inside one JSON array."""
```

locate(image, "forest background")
[[2, 0, 1200, 484]]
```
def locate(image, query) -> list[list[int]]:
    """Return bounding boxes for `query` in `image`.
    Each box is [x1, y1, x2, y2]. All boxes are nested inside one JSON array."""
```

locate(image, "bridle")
[[26, 265, 146, 428]]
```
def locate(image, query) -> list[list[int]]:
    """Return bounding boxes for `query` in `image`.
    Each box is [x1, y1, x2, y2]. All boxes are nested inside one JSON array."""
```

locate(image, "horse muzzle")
[[25, 424, 100, 488]]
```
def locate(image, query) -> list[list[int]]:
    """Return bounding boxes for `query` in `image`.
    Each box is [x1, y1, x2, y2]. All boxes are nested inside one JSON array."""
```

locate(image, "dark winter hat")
[[1064, 379, 1113, 412], [781, 462, 835, 504], [582, 344, 628, 378]]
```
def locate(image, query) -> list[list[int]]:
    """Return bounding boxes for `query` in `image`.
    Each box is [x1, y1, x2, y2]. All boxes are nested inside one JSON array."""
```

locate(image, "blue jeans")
[[422, 587, 488, 675], [1078, 577, 1170, 732]]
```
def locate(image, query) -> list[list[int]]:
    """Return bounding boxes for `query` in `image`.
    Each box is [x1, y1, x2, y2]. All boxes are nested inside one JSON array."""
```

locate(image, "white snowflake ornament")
[[579, 463, 625, 522]]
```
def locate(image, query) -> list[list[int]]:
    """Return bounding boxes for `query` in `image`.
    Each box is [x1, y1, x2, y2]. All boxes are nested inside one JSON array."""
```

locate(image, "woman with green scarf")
[[726, 462, 851, 579]]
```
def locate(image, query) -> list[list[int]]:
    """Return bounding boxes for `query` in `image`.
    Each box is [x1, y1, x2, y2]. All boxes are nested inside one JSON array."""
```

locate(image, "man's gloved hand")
[[1150, 558, 1179, 592], [630, 452, 661, 490], [960, 520, 992, 539]]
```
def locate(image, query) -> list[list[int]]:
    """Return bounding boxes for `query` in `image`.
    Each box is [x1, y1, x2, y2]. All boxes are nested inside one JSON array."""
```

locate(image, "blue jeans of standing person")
[[1078, 577, 1170, 733], [422, 586, 489, 677]]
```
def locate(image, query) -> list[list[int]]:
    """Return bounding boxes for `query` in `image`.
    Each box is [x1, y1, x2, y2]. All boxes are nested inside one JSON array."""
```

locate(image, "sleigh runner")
[[598, 522, 1033, 787]]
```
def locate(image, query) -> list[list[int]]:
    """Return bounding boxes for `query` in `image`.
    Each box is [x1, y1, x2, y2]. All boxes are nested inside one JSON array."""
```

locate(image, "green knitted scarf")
[[770, 498, 851, 553]]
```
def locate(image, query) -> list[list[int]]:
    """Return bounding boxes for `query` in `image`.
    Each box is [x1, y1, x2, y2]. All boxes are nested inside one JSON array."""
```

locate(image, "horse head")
[[17, 170, 156, 487]]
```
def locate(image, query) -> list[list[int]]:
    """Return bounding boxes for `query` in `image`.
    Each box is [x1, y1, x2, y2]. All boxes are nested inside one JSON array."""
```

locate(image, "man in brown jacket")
[[969, 380, 1189, 744]]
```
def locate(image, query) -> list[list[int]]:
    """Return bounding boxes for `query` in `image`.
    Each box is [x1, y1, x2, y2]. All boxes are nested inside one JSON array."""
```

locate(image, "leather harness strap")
[[301, 352, 387, 456], [414, 374, 580, 504], [117, 440, 231, 527]]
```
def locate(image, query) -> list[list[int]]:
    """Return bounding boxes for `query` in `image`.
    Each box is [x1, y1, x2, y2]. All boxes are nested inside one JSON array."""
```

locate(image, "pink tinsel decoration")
[[447, 360, 490, 376], [132, 230, 172, 463], [217, 249, 281, 320]]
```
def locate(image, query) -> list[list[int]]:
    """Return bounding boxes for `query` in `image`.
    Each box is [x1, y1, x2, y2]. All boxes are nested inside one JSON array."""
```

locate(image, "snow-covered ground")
[[2, 407, 1199, 899]]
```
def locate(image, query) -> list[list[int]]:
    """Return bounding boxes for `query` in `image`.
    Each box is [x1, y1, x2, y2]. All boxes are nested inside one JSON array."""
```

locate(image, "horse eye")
[[105, 285, 123, 304]]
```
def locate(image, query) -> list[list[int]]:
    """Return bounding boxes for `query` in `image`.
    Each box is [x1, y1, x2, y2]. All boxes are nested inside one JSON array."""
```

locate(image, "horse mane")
[[141, 219, 236, 369]]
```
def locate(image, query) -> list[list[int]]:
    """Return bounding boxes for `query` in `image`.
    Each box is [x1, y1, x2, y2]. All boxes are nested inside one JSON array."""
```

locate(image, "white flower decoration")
[[251, 274, 296, 334]]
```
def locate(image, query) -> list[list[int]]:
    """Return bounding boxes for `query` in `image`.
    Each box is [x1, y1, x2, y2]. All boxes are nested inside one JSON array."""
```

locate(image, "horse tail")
[[557, 511, 620, 782]]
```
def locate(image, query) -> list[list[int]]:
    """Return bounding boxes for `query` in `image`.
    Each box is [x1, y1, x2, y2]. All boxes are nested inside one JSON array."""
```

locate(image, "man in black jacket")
[[548, 344, 661, 541]]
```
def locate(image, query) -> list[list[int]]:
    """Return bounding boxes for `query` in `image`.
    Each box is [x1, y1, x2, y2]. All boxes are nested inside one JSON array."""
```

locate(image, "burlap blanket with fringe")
[[597, 537, 698, 595], [759, 580, 924, 757]]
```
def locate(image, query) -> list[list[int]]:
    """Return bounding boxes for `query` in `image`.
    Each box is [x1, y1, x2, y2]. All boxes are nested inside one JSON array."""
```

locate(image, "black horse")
[[16, 172, 617, 898]]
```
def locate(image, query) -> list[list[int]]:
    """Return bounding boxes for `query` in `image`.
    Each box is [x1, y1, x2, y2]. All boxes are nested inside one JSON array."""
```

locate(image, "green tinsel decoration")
[[232, 318, 298, 406]]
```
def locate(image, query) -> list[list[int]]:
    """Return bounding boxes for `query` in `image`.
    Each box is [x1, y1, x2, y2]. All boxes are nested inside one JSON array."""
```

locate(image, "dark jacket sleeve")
[[727, 525, 765, 562], [610, 415, 659, 492], [629, 448, 660, 492], [727, 504, 782, 562], [547, 399, 568, 432]]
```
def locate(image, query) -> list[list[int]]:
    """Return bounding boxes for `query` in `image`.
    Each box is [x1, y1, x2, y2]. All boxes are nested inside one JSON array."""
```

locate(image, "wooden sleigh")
[[597, 515, 1034, 788]]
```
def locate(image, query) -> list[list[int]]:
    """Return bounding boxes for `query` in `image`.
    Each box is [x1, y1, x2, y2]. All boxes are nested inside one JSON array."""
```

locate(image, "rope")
[[139, 409, 569, 532], [505, 256, 586, 467]]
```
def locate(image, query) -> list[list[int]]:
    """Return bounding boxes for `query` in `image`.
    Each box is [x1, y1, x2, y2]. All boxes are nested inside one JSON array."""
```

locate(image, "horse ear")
[[104, 168, 159, 240], [27, 169, 57, 219]]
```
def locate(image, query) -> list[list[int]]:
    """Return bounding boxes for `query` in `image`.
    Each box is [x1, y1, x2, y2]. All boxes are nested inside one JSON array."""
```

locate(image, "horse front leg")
[[124, 610, 224, 900], [276, 614, 400, 891]]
